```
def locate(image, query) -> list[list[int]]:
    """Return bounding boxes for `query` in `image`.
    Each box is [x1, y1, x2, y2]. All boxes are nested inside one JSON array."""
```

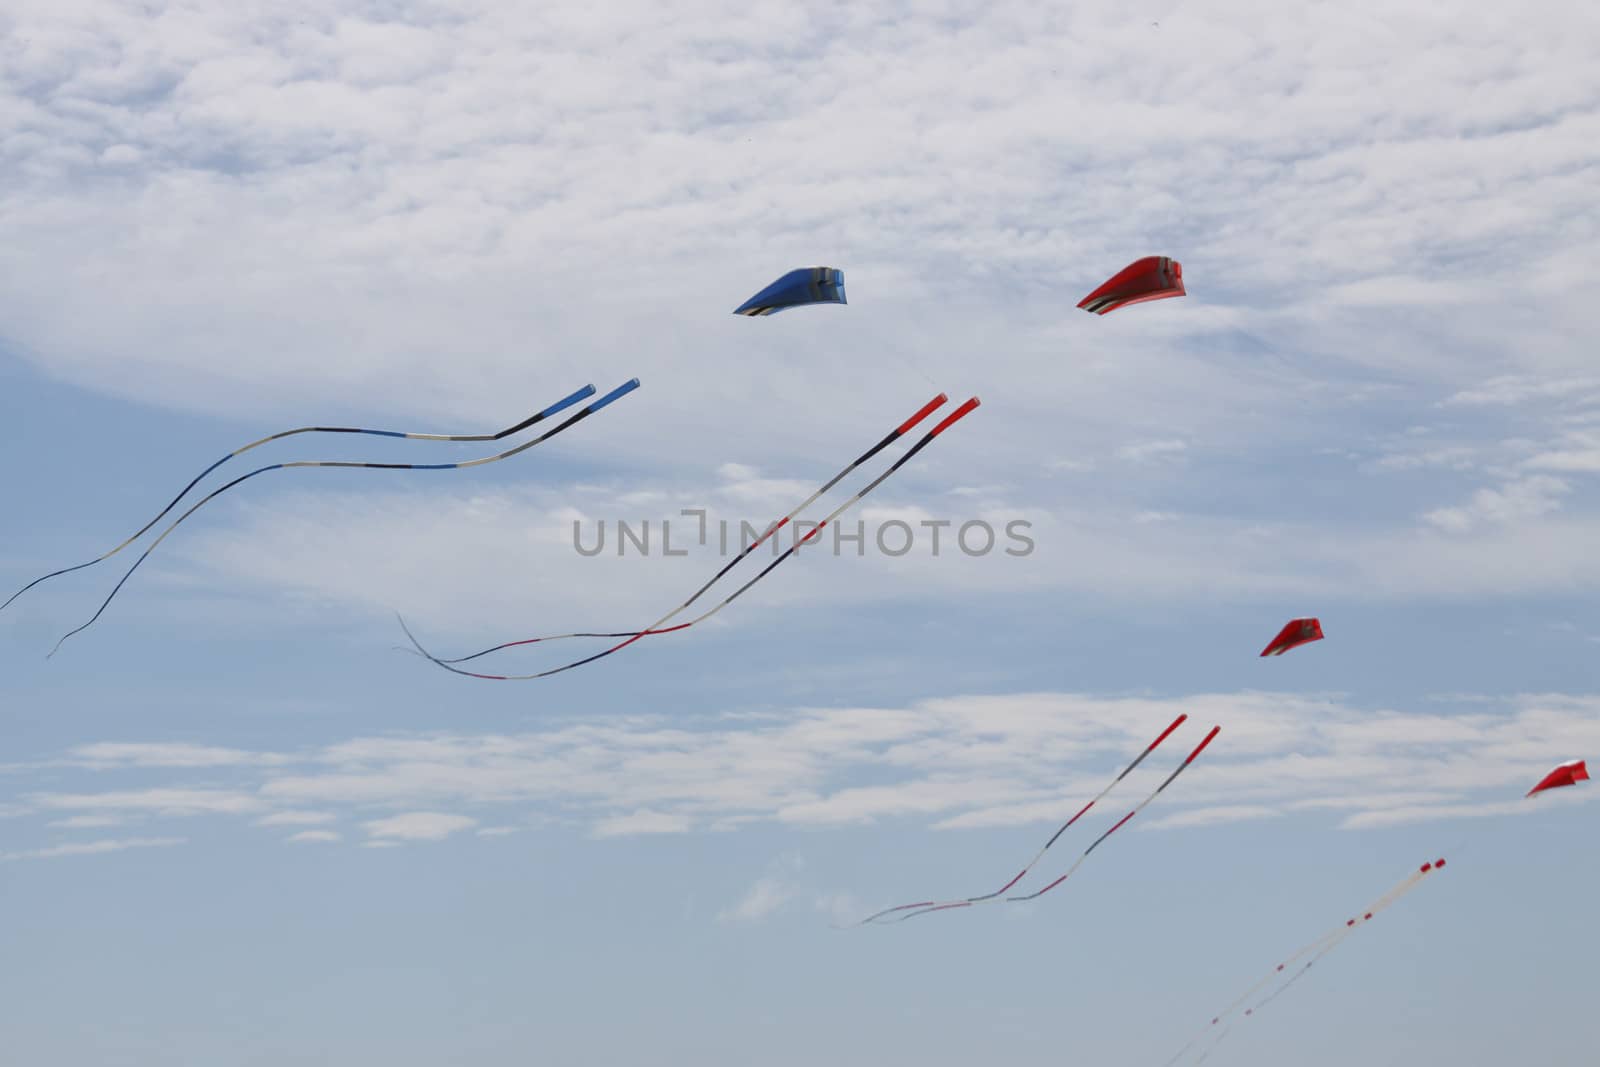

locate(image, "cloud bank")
[[4, 689, 1595, 862]]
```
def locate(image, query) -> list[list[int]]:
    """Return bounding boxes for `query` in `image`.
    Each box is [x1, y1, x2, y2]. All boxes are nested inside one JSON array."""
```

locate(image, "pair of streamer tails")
[[2, 379, 641, 657], [1165, 857, 1448, 1066], [4, 386, 981, 679], [1162, 758, 1589, 1065], [402, 392, 978, 679], [852, 715, 1221, 926]]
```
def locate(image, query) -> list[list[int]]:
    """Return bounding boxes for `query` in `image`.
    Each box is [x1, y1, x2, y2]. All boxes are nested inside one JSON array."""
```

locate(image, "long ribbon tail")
[[1192, 1027, 1229, 1066], [45, 380, 637, 656], [992, 725, 1222, 907], [1163, 930, 1346, 1067], [432, 392, 951, 665], [3, 385, 598, 615], [882, 724, 1221, 926], [1169, 858, 1446, 1065], [405, 396, 982, 680], [1243, 859, 1445, 1018], [852, 714, 1190, 927]]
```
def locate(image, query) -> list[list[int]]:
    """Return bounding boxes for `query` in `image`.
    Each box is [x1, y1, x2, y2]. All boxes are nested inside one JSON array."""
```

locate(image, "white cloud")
[[28, 788, 265, 817], [362, 811, 476, 841], [1422, 475, 1570, 532], [717, 854, 814, 924], [1524, 430, 1600, 473], [254, 811, 336, 827], [47, 815, 128, 830], [1442, 376, 1600, 409], [1116, 439, 1188, 463], [1321, 275, 1476, 309], [717, 877, 797, 924], [146, 465, 1600, 651], [1142, 805, 1283, 831], [99, 144, 141, 166], [286, 830, 341, 844], [1371, 445, 1479, 473], [592, 809, 694, 838], [1340, 799, 1534, 829], [7, 691, 1597, 852], [67, 743, 289, 769], [0, 837, 185, 863], [812, 891, 866, 927]]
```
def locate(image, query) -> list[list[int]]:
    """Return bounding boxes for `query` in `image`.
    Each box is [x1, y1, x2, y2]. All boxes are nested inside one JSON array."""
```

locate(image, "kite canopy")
[[1260, 617, 1324, 657], [1077, 256, 1185, 315], [734, 267, 847, 316], [1526, 760, 1589, 797]]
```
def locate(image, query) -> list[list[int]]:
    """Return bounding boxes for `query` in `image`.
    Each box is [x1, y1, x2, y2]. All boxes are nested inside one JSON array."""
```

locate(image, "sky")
[[1, 1, 1598, 1063]]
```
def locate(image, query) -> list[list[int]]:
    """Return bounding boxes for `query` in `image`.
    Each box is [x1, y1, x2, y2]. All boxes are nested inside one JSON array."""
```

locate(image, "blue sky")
[[2, 1, 1598, 1063]]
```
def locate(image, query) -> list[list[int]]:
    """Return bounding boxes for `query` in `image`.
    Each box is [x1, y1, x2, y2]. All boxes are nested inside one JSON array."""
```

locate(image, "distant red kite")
[[1526, 760, 1589, 797], [1260, 618, 1324, 657], [1077, 256, 1185, 315]]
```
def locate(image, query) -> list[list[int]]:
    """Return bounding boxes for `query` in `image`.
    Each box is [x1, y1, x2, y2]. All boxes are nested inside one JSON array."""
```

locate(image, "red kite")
[[1078, 256, 1185, 315], [1526, 760, 1589, 797], [1260, 618, 1324, 657]]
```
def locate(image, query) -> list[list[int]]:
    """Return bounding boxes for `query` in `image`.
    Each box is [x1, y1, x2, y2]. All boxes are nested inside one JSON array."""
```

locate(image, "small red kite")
[[1260, 618, 1324, 657], [1526, 760, 1589, 798], [1077, 256, 1185, 315]]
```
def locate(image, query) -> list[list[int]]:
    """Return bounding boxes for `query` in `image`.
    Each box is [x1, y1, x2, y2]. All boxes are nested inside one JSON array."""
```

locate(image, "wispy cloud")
[[47, 814, 128, 830], [28, 788, 265, 818], [1371, 444, 1480, 473], [4, 691, 1595, 854], [141, 466, 1600, 648], [1442, 376, 1600, 409], [254, 811, 336, 827], [1142, 805, 1283, 831], [1524, 431, 1600, 474], [592, 810, 695, 838], [1423, 475, 1571, 533], [718, 877, 798, 924], [65, 743, 291, 769], [1, 837, 186, 863], [1116, 439, 1188, 464], [717, 855, 815, 924], [362, 812, 476, 842]]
